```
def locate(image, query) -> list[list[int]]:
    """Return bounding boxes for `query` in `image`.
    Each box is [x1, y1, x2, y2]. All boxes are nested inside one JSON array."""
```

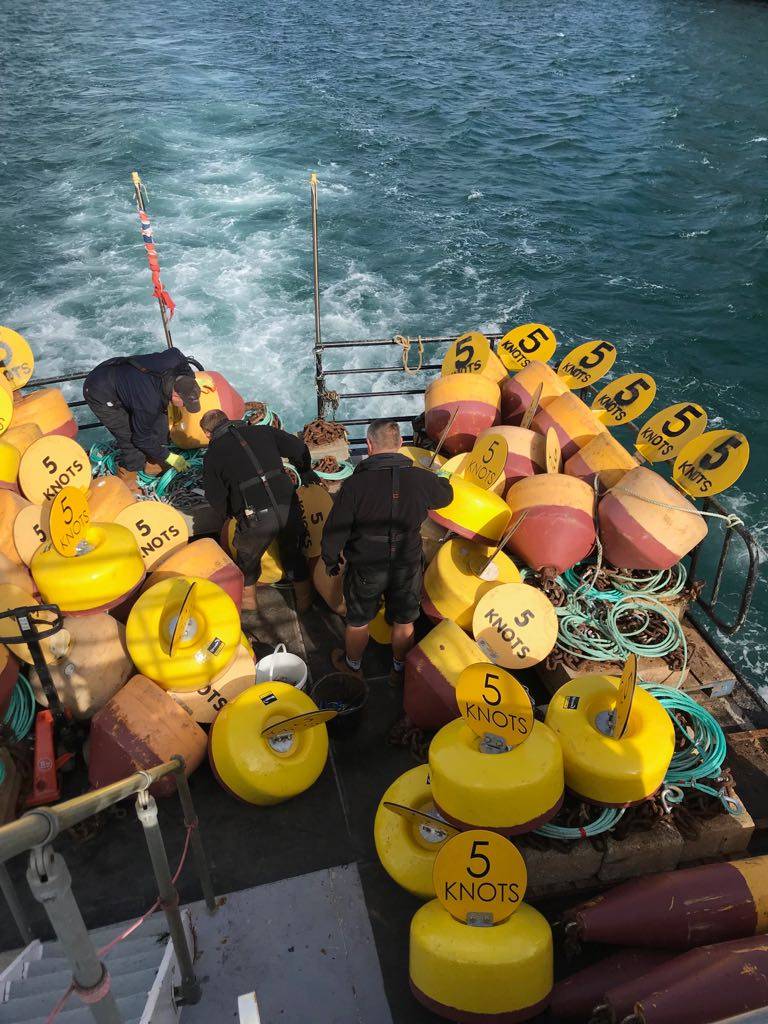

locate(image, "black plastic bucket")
[[311, 672, 369, 738]]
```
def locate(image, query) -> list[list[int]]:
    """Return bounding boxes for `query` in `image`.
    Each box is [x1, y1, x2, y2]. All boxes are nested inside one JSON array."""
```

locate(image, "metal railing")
[[313, 330, 760, 641], [0, 757, 216, 1023]]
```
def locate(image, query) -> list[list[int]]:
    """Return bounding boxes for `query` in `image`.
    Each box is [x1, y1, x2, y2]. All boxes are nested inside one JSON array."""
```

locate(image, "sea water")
[[1, 0, 767, 680]]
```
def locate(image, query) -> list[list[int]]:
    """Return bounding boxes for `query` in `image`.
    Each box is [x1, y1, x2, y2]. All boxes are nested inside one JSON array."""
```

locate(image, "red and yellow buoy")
[[598, 466, 707, 570], [404, 620, 490, 731], [145, 537, 244, 611], [169, 371, 245, 448], [425, 374, 500, 456], [564, 430, 637, 489], [532, 391, 606, 462], [505, 473, 596, 572], [2, 423, 43, 458], [0, 491, 30, 566], [474, 425, 546, 494], [10, 388, 77, 438], [86, 475, 136, 522], [500, 361, 568, 425]]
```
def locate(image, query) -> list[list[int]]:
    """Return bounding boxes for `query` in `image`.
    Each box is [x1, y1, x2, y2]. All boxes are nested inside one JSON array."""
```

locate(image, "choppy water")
[[1, 0, 767, 679]]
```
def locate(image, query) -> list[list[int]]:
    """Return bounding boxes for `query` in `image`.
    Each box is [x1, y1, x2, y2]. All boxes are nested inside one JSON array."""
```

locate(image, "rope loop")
[[393, 334, 424, 375], [610, 486, 744, 527]]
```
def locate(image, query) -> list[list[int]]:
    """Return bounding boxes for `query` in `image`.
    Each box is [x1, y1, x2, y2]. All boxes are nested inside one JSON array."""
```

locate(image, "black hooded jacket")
[[84, 347, 197, 464], [321, 452, 453, 570]]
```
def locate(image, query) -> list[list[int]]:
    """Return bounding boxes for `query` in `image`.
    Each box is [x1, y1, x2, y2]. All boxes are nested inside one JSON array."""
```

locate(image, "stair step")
[[8, 965, 159, 1003], [27, 936, 166, 977], [11, 992, 145, 1024], [44, 914, 169, 957]]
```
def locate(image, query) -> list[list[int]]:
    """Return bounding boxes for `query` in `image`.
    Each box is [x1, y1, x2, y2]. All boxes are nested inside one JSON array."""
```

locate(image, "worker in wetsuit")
[[201, 409, 314, 613], [321, 418, 453, 684], [83, 347, 202, 491]]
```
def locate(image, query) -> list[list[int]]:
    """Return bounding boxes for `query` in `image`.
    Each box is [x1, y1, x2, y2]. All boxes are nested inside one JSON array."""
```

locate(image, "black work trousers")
[[84, 377, 145, 472], [234, 494, 309, 586]]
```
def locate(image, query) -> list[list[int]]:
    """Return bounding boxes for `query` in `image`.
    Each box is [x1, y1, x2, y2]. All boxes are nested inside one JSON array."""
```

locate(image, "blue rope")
[[3, 673, 36, 742]]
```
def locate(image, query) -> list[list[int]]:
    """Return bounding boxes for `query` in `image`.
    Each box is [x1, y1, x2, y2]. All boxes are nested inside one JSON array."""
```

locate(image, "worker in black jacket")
[[321, 418, 453, 683], [83, 347, 201, 491], [201, 409, 313, 612]]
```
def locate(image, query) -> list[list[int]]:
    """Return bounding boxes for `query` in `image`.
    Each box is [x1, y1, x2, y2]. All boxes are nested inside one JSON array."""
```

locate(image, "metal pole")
[[0, 861, 34, 945], [26, 846, 122, 1024], [134, 792, 201, 1005], [172, 765, 216, 914], [310, 173, 324, 419], [131, 171, 174, 350]]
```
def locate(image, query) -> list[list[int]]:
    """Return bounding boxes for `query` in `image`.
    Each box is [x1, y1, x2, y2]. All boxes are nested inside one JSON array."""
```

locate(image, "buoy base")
[[432, 793, 563, 837], [410, 981, 550, 1023]]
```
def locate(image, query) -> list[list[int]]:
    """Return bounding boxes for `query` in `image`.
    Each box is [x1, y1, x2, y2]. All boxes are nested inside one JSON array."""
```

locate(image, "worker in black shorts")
[[321, 418, 453, 684]]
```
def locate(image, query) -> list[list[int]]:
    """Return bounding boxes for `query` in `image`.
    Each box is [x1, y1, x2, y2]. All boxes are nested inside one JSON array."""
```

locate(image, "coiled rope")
[[393, 334, 424, 375], [534, 807, 625, 841], [2, 673, 36, 742], [89, 441, 207, 510]]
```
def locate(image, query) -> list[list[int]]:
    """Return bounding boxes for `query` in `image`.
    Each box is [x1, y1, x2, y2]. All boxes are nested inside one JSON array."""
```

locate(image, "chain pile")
[[301, 418, 348, 447]]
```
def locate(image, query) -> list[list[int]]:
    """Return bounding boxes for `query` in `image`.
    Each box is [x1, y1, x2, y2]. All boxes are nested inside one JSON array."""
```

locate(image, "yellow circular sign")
[[0, 327, 35, 391], [545, 428, 561, 474], [18, 436, 91, 505], [591, 373, 657, 427], [12, 504, 49, 565], [114, 500, 189, 569], [49, 487, 91, 558], [297, 484, 334, 559], [612, 653, 638, 740], [441, 332, 492, 376], [463, 434, 508, 491], [557, 340, 617, 389], [472, 583, 558, 669], [635, 402, 708, 463], [673, 429, 750, 499], [455, 663, 533, 748], [497, 323, 557, 373], [433, 830, 527, 925], [0, 386, 12, 437]]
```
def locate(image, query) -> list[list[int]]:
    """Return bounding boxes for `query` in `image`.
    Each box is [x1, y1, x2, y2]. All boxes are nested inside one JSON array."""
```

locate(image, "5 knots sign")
[[455, 663, 533, 749], [497, 323, 557, 374], [441, 332, 493, 376], [433, 829, 527, 926]]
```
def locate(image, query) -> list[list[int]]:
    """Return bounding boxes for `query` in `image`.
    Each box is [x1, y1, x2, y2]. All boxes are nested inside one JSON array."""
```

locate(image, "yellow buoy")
[[471, 583, 558, 670], [404, 620, 490, 731], [369, 603, 393, 645], [410, 900, 553, 1022], [87, 475, 136, 522], [18, 435, 90, 505], [545, 673, 675, 806], [401, 446, 447, 472], [209, 682, 330, 805], [0, 326, 35, 390], [429, 717, 564, 834], [422, 538, 521, 631], [31, 523, 145, 614], [166, 639, 256, 723], [126, 576, 241, 691], [374, 765, 453, 900], [0, 442, 20, 492], [440, 452, 505, 496], [29, 613, 133, 720], [428, 475, 511, 545]]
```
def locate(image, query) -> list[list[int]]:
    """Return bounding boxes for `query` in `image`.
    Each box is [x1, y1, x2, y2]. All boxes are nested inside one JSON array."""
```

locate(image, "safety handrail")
[[0, 758, 181, 864]]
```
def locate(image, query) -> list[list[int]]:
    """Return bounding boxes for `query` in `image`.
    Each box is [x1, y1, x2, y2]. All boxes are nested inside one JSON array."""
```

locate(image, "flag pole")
[[131, 171, 174, 350], [310, 173, 323, 417]]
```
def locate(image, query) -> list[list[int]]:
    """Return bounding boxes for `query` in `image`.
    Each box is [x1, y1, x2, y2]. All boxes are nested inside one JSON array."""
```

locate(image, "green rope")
[[89, 441, 207, 510], [3, 673, 36, 742], [641, 683, 737, 813], [534, 806, 625, 840]]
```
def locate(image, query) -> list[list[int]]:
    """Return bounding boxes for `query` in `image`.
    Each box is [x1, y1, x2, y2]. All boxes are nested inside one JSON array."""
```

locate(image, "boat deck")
[[1, 586, 766, 1022]]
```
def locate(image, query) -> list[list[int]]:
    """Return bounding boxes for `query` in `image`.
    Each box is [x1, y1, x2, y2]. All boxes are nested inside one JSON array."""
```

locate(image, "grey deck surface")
[[182, 865, 392, 1024]]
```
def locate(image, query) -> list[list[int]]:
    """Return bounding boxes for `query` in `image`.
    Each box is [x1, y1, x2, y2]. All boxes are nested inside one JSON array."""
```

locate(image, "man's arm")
[[272, 427, 312, 475], [426, 471, 454, 509], [321, 482, 355, 569], [129, 399, 170, 466]]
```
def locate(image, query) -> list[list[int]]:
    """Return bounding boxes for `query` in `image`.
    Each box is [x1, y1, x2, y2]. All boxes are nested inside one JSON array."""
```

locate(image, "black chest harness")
[[229, 425, 285, 521], [364, 464, 402, 558]]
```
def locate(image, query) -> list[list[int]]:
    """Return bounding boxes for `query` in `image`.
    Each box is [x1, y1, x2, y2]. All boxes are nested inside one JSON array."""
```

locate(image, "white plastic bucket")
[[255, 643, 308, 691]]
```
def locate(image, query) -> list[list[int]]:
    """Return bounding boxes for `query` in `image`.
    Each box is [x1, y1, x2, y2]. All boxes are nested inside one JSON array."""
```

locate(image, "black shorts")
[[343, 559, 423, 628]]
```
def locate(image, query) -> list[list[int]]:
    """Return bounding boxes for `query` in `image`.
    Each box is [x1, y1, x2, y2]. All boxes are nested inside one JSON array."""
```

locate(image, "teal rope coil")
[[641, 683, 736, 813], [534, 806, 625, 840], [314, 460, 354, 481], [3, 673, 36, 742], [89, 441, 206, 510]]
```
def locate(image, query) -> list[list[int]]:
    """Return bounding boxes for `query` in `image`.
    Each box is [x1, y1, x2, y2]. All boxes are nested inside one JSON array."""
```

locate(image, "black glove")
[[300, 469, 322, 486], [327, 563, 341, 577]]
